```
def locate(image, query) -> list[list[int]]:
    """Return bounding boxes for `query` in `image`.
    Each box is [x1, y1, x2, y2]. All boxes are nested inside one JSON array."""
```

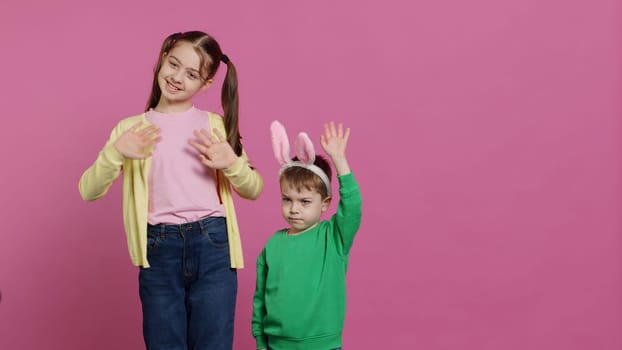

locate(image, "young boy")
[[252, 121, 362, 350]]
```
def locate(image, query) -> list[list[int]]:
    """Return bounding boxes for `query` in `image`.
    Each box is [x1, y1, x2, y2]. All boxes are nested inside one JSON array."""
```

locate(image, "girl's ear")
[[295, 132, 315, 165], [200, 79, 213, 91], [271, 120, 291, 166]]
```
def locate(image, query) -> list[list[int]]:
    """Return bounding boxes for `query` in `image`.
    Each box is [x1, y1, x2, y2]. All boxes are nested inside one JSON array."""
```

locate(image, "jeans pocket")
[[201, 223, 228, 248], [146, 233, 163, 255]]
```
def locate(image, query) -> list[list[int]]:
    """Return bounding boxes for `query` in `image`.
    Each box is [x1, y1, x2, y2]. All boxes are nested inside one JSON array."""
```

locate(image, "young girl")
[[252, 121, 361, 350], [79, 31, 263, 350]]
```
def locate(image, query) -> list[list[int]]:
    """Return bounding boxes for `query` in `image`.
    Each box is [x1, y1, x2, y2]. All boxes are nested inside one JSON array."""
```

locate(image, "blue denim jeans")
[[139, 217, 237, 350], [268, 348, 341, 350]]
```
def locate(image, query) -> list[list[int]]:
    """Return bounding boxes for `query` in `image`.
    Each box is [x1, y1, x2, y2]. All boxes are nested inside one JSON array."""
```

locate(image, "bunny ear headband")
[[271, 120, 332, 196]]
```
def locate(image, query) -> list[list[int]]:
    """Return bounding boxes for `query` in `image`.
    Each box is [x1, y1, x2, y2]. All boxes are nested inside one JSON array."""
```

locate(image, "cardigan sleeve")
[[209, 112, 263, 200], [221, 151, 263, 199], [78, 122, 126, 201]]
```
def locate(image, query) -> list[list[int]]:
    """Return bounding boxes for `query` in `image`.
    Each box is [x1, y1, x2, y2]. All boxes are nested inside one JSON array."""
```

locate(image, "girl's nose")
[[172, 70, 184, 82]]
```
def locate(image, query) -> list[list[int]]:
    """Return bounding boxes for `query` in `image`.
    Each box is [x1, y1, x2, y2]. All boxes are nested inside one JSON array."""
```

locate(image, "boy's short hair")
[[279, 155, 332, 199]]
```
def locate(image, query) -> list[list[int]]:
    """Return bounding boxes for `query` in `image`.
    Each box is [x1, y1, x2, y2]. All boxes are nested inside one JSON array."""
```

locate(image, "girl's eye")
[[187, 72, 199, 80], [169, 61, 179, 68]]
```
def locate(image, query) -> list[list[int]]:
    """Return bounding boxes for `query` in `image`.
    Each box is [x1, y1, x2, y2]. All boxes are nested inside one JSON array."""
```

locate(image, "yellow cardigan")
[[79, 112, 263, 268]]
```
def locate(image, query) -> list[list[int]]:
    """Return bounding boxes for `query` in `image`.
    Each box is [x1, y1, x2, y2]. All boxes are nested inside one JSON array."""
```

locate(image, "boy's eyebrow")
[[291, 196, 314, 201]]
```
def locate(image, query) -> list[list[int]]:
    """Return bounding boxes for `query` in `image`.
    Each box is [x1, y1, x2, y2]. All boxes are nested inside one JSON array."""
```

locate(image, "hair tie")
[[270, 120, 332, 196], [221, 54, 230, 64]]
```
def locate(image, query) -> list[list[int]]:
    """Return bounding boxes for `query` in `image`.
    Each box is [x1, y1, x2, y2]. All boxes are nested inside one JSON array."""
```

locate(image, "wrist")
[[330, 155, 347, 161], [107, 142, 126, 163], [225, 154, 237, 168], [222, 156, 245, 174]]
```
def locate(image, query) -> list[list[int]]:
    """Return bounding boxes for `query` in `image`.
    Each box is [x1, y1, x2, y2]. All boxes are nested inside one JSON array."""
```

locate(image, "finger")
[[143, 136, 161, 149], [201, 128, 219, 145], [337, 123, 344, 138], [212, 128, 226, 143], [343, 127, 351, 143], [193, 129, 212, 146], [142, 128, 161, 142], [128, 121, 143, 132], [135, 127, 157, 143], [188, 139, 207, 154], [328, 121, 337, 137], [143, 125, 161, 137], [137, 124, 156, 134], [203, 130, 219, 144], [323, 123, 332, 139], [198, 154, 215, 168]]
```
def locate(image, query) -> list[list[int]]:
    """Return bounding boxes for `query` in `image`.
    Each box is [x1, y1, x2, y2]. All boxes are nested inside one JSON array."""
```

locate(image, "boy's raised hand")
[[320, 122, 350, 157], [320, 121, 351, 176], [114, 121, 161, 159]]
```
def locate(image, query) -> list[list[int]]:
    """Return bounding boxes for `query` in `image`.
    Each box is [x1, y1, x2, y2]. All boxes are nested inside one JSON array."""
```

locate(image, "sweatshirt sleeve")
[[221, 150, 263, 200], [78, 123, 126, 201], [330, 172, 362, 255], [252, 249, 269, 349]]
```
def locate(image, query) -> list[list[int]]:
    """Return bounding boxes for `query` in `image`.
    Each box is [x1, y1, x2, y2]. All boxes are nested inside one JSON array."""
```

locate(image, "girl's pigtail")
[[221, 58, 242, 156]]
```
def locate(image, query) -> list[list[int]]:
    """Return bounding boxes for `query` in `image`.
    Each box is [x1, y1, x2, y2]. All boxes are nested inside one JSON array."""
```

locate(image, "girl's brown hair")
[[145, 31, 243, 156]]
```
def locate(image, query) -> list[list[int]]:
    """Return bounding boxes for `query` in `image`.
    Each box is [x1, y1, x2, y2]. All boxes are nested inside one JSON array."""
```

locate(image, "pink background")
[[1, 0, 621, 349]]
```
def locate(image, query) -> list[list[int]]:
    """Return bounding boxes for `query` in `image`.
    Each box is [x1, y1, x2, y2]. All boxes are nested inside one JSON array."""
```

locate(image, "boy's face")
[[280, 180, 330, 235]]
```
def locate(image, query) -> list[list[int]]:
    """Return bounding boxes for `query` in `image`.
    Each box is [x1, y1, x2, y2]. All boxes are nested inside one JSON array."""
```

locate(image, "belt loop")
[[199, 218, 206, 233], [158, 225, 164, 240]]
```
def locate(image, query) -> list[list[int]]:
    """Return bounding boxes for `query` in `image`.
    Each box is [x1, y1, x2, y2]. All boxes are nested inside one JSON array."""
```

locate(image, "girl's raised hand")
[[114, 121, 161, 159], [189, 128, 237, 169]]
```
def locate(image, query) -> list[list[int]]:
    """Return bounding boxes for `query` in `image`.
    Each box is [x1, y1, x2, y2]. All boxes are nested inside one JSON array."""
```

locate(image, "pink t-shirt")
[[145, 106, 225, 224]]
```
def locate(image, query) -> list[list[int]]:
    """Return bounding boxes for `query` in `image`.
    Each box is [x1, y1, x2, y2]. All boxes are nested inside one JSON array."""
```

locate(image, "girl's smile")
[[164, 80, 183, 93]]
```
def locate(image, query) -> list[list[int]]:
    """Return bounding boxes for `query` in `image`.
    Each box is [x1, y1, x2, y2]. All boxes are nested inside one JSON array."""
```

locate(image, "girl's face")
[[157, 41, 212, 109]]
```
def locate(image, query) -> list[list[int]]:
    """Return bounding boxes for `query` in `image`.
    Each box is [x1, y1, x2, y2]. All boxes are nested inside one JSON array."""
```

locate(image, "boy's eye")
[[301, 200, 311, 205], [187, 72, 199, 80], [282, 198, 291, 203]]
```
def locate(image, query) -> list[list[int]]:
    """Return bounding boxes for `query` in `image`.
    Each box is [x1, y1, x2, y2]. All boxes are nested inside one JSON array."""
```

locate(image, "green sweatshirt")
[[252, 173, 362, 350]]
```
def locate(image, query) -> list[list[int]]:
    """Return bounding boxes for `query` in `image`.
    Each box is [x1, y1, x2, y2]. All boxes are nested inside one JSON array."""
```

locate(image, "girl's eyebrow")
[[168, 55, 201, 73]]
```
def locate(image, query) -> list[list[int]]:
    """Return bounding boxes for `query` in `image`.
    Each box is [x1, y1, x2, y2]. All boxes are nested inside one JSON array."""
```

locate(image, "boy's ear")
[[321, 196, 332, 212]]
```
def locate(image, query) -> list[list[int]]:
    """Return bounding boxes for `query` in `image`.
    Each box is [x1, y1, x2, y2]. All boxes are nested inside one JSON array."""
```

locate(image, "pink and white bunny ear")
[[295, 132, 316, 165], [270, 120, 291, 166]]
